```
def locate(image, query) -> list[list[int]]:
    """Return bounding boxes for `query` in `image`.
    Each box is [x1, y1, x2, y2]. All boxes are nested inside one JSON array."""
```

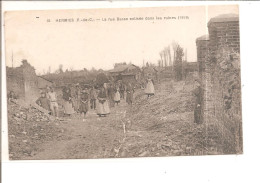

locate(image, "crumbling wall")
[[6, 67, 25, 99], [21, 61, 40, 103], [6, 60, 40, 103], [197, 14, 242, 154]]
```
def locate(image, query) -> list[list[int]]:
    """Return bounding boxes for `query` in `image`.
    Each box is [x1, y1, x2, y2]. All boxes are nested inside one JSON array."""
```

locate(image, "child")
[[145, 77, 155, 99], [79, 88, 89, 121]]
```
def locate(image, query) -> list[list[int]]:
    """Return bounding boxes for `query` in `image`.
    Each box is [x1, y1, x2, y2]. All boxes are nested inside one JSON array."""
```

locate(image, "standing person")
[[74, 83, 81, 112], [107, 83, 115, 107], [119, 81, 125, 99], [126, 83, 134, 105], [36, 92, 51, 114], [145, 77, 155, 98], [96, 86, 110, 117], [114, 85, 120, 106], [192, 79, 204, 124], [62, 86, 75, 117], [89, 86, 97, 110], [47, 87, 59, 118], [79, 88, 89, 121]]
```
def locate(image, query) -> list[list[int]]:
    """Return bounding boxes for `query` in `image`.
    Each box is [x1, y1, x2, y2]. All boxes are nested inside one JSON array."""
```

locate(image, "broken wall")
[[197, 14, 242, 154]]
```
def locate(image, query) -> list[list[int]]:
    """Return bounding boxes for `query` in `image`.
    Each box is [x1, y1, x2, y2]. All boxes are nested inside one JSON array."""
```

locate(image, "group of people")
[[34, 78, 155, 121], [8, 75, 203, 124]]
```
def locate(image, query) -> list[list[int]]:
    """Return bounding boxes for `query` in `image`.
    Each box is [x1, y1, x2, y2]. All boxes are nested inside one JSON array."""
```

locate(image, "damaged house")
[[6, 60, 53, 103], [108, 63, 142, 84]]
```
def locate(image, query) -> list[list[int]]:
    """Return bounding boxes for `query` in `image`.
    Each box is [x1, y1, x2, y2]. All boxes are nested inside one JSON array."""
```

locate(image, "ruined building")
[[6, 60, 53, 103], [196, 14, 242, 154]]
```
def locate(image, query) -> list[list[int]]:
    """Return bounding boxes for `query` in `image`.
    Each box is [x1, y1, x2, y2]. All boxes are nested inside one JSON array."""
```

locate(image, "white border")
[[2, 1, 260, 183]]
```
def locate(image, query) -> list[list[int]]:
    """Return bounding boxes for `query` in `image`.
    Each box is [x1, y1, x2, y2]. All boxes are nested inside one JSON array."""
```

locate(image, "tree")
[[96, 72, 109, 87], [47, 66, 51, 74], [163, 49, 168, 67], [59, 64, 64, 73], [159, 52, 164, 67], [174, 44, 184, 81], [158, 60, 161, 67], [167, 46, 172, 67]]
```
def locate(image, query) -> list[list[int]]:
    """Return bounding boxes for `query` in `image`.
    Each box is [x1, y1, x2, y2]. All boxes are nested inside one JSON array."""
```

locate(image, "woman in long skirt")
[[62, 86, 75, 116], [96, 86, 110, 117], [79, 88, 89, 121], [145, 78, 155, 98], [114, 87, 120, 105]]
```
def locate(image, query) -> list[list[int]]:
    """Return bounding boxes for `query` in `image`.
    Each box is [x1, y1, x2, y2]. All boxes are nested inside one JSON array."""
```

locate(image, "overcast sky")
[[4, 5, 238, 74]]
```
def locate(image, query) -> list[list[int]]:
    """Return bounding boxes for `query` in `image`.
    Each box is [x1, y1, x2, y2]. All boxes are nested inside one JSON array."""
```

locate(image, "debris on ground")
[[8, 101, 66, 160]]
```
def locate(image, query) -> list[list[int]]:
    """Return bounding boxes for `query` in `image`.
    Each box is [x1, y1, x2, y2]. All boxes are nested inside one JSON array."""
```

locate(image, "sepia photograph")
[[4, 5, 242, 160]]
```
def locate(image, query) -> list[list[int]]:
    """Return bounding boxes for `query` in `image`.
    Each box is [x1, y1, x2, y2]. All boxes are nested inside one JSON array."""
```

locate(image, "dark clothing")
[[89, 88, 97, 109], [90, 99, 96, 109], [98, 89, 107, 99], [36, 97, 51, 111], [62, 88, 72, 102], [79, 93, 89, 113], [119, 83, 125, 99], [107, 86, 115, 107], [193, 87, 203, 105], [126, 85, 134, 105], [193, 86, 203, 124], [89, 88, 97, 99]]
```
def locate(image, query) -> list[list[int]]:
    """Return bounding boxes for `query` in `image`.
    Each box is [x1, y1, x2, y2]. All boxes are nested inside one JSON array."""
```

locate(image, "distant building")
[[182, 61, 198, 79], [142, 66, 160, 80], [108, 64, 141, 84], [183, 62, 198, 73]]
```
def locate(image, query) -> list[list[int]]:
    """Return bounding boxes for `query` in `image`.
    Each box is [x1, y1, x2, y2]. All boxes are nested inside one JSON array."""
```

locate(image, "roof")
[[143, 66, 159, 73], [208, 14, 239, 25], [37, 76, 53, 83], [109, 64, 140, 73], [196, 35, 209, 42]]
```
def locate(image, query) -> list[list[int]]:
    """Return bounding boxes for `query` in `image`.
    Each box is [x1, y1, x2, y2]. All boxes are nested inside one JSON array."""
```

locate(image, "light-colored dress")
[[114, 90, 120, 102], [96, 90, 110, 115], [63, 89, 75, 115], [145, 79, 155, 95], [64, 101, 75, 115]]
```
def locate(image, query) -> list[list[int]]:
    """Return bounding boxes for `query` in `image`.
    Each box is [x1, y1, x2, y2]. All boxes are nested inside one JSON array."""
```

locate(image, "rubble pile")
[[8, 102, 64, 160], [117, 79, 223, 157]]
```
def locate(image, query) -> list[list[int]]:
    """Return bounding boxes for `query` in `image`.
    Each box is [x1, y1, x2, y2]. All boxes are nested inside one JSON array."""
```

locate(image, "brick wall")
[[196, 35, 211, 124], [197, 14, 242, 154]]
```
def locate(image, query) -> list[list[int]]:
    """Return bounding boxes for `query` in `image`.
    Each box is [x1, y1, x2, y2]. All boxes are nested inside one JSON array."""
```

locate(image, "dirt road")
[[9, 79, 224, 160]]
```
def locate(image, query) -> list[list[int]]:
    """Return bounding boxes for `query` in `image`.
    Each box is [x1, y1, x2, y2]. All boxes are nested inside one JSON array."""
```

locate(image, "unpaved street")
[[9, 79, 224, 160]]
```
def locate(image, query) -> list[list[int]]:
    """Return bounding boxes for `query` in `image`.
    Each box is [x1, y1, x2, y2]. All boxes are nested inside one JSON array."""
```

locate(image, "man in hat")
[[192, 79, 204, 124]]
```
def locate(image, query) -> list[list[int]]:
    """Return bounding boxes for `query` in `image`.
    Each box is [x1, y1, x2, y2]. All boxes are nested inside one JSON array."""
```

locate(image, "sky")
[[4, 5, 238, 74]]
